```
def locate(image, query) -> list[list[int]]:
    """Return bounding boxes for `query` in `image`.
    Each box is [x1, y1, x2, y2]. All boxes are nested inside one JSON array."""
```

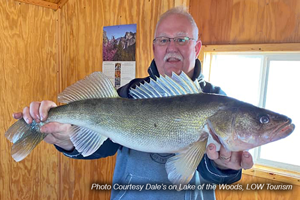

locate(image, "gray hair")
[[154, 6, 199, 40]]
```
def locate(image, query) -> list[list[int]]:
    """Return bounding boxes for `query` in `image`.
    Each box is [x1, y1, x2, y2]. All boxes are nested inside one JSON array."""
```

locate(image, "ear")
[[194, 40, 202, 58], [153, 43, 157, 63]]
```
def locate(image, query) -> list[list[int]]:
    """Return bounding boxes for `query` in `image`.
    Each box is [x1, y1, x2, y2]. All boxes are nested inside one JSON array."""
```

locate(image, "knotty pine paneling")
[[0, 0, 58, 200], [190, 0, 300, 44], [60, 0, 188, 83]]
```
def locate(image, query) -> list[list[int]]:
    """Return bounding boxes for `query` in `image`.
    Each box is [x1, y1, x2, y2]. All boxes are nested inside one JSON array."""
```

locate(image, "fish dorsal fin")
[[171, 72, 201, 94], [58, 72, 119, 104], [129, 72, 202, 99]]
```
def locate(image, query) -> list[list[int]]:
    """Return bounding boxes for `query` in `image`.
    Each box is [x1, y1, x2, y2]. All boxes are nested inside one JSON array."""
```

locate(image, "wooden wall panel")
[[190, 0, 300, 44], [0, 0, 58, 200], [60, 0, 187, 82]]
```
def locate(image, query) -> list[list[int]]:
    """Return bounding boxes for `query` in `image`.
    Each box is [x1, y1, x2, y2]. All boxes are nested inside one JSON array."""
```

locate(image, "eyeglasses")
[[153, 36, 195, 46]]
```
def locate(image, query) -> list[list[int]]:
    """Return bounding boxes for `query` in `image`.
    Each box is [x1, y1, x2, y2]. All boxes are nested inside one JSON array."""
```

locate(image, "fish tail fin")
[[5, 119, 46, 162]]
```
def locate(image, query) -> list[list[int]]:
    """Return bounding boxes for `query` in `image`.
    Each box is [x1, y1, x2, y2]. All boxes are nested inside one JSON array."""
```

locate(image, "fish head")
[[207, 101, 295, 151]]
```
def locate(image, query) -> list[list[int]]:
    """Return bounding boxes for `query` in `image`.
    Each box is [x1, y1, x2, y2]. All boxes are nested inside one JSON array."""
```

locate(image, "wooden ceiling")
[[15, 0, 68, 10]]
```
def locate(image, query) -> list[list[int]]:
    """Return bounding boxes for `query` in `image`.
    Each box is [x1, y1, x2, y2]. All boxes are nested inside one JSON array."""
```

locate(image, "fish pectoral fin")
[[165, 138, 207, 185], [70, 125, 108, 157]]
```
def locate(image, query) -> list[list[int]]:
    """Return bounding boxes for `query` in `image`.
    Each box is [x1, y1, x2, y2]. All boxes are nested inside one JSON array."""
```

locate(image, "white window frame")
[[255, 53, 300, 172]]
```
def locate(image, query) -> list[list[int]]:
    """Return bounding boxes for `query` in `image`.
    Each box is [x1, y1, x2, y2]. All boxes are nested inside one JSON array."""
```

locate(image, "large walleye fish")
[[5, 72, 295, 185]]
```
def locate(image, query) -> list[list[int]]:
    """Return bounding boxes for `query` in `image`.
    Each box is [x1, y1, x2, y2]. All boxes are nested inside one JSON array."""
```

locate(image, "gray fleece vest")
[[110, 147, 216, 200]]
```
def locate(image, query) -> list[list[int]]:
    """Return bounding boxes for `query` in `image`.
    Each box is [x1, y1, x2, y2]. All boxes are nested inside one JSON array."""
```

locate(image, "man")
[[14, 7, 253, 200]]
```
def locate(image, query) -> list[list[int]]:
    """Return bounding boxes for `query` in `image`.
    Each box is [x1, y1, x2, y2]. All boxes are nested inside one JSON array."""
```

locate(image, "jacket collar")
[[147, 59, 204, 81]]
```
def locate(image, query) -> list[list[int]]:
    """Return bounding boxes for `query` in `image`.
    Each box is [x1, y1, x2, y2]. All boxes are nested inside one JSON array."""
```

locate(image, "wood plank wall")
[[190, 0, 300, 44], [60, 0, 189, 83], [1, 0, 299, 199], [0, 0, 59, 199]]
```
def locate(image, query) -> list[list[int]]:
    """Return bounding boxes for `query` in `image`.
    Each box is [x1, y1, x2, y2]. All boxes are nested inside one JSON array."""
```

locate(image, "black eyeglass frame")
[[153, 36, 195, 46]]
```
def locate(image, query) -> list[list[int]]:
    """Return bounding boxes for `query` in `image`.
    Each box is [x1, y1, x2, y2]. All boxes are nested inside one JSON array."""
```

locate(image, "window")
[[203, 51, 300, 173]]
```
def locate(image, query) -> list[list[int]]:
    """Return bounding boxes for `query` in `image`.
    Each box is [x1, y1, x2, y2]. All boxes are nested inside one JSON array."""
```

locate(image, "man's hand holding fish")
[[13, 101, 74, 151]]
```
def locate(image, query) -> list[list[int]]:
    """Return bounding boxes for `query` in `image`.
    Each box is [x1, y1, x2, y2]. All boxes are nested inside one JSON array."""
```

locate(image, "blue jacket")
[[56, 59, 241, 200]]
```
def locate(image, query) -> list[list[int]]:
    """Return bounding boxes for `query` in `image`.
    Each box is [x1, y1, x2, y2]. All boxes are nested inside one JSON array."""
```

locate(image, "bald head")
[[154, 7, 199, 40]]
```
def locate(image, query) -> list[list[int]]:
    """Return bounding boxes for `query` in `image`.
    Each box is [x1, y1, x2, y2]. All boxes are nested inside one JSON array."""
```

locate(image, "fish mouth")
[[270, 119, 295, 141]]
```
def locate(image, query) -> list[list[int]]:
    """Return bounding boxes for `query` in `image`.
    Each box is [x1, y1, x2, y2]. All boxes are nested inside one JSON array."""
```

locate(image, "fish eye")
[[259, 115, 270, 124]]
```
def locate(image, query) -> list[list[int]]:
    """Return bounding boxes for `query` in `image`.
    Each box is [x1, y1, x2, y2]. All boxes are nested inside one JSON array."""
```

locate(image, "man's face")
[[153, 14, 202, 78]]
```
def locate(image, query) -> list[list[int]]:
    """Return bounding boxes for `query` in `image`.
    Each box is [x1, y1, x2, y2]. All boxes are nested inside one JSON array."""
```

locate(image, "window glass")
[[210, 54, 262, 105], [260, 60, 300, 166]]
